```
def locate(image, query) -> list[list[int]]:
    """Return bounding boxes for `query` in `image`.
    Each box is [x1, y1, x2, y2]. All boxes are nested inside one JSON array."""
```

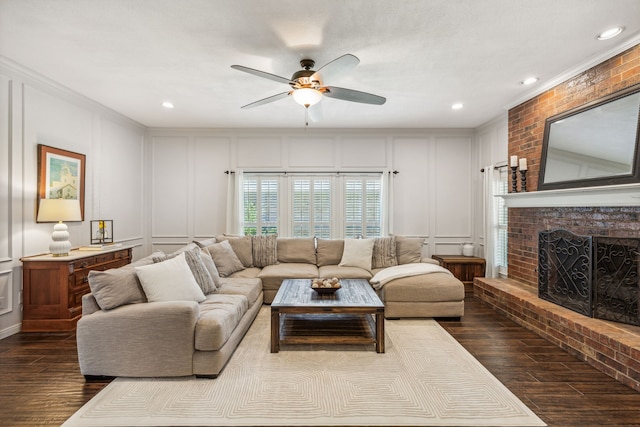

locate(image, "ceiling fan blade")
[[311, 54, 359, 84], [231, 65, 293, 85], [240, 91, 290, 109], [307, 103, 323, 122], [323, 86, 386, 105]]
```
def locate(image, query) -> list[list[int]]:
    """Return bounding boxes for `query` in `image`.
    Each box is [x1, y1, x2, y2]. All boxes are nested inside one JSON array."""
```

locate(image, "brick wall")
[[507, 43, 640, 285]]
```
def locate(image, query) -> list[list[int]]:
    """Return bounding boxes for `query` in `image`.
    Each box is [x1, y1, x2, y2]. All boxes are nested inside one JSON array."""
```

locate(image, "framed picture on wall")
[[37, 144, 86, 221]]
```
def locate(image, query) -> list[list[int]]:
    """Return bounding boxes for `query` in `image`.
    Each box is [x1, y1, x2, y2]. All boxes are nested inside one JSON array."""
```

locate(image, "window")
[[243, 177, 278, 236], [495, 168, 509, 275], [241, 173, 385, 238], [344, 178, 382, 238], [292, 178, 331, 238]]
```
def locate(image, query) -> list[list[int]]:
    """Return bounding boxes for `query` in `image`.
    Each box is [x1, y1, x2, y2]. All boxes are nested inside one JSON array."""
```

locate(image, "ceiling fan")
[[231, 54, 386, 119]]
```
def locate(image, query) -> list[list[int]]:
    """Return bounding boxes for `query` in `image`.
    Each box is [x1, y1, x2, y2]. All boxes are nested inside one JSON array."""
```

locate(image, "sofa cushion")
[[277, 238, 316, 264], [252, 234, 278, 267], [135, 253, 206, 303], [372, 236, 398, 269], [88, 265, 147, 310], [318, 265, 372, 279], [228, 267, 261, 279], [215, 235, 253, 268], [206, 240, 245, 277], [257, 263, 319, 291], [217, 277, 262, 306], [395, 236, 424, 264], [316, 239, 344, 267], [381, 272, 464, 302], [195, 294, 248, 351], [339, 238, 375, 272]]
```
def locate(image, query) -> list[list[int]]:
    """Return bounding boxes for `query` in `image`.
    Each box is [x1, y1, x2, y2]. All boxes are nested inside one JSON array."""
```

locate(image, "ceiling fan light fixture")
[[292, 88, 322, 107]]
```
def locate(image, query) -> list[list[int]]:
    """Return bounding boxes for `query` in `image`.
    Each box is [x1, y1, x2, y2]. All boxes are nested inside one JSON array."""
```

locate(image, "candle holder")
[[519, 169, 527, 192], [511, 166, 518, 192]]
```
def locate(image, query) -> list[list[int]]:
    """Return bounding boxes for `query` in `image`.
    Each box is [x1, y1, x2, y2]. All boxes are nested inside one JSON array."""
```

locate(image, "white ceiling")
[[1, 0, 639, 129]]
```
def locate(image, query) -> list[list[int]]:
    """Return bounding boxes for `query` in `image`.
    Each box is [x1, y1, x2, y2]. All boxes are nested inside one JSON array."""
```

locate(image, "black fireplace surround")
[[538, 229, 640, 326]]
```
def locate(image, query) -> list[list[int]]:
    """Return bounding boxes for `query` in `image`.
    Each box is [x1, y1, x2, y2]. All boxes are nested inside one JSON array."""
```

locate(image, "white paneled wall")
[[0, 74, 9, 264], [0, 58, 146, 338], [392, 138, 430, 236], [148, 129, 478, 259], [194, 137, 230, 237], [434, 136, 472, 240]]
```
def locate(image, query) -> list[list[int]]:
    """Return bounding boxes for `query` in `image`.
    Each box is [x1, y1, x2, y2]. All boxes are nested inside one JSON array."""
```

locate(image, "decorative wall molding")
[[0, 269, 13, 316], [500, 183, 640, 208]]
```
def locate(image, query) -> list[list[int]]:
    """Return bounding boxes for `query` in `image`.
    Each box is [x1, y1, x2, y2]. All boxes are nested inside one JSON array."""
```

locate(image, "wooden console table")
[[431, 254, 486, 295], [21, 246, 132, 332]]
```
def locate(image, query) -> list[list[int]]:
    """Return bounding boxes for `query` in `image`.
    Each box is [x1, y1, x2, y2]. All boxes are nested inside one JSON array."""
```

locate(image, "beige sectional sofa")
[[77, 235, 464, 379], [216, 235, 464, 318]]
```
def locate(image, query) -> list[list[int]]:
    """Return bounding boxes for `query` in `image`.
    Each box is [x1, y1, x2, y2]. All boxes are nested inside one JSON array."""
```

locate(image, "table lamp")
[[37, 198, 82, 256]]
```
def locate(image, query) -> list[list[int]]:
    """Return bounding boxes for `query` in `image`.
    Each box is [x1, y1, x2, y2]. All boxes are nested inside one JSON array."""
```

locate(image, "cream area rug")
[[63, 308, 545, 427]]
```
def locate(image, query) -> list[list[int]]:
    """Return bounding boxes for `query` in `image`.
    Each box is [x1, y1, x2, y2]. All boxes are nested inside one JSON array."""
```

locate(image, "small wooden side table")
[[431, 255, 486, 295]]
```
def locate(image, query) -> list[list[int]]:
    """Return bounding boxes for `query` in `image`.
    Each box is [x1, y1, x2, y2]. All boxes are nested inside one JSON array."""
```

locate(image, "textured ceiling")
[[1, 0, 639, 129]]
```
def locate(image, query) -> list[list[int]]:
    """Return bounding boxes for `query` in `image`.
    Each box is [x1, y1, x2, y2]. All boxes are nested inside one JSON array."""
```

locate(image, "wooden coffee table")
[[270, 278, 385, 353]]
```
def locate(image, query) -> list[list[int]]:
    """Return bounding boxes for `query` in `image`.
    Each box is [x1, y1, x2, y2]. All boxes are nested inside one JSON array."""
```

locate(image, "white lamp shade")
[[292, 88, 323, 107], [37, 198, 82, 222], [37, 199, 82, 256]]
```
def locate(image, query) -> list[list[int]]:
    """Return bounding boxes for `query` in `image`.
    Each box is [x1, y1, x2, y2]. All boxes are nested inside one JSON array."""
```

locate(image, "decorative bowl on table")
[[311, 277, 341, 294]]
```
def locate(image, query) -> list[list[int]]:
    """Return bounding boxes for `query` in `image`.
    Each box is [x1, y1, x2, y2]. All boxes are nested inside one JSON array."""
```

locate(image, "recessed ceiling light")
[[597, 26, 623, 40], [522, 77, 539, 85], [161, 101, 174, 109], [451, 103, 464, 110]]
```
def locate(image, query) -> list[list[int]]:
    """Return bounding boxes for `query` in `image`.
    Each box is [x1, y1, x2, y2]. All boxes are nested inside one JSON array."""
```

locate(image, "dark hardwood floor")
[[2, 297, 640, 426]]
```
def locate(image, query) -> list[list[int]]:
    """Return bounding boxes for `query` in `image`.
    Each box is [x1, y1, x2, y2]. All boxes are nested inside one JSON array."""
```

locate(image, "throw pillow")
[[372, 236, 398, 269], [215, 235, 253, 267], [198, 248, 221, 288], [153, 246, 217, 294], [339, 238, 375, 272], [193, 237, 217, 248], [206, 240, 245, 277], [252, 234, 278, 267], [395, 236, 424, 264], [316, 239, 344, 266], [88, 266, 147, 310], [135, 252, 206, 303]]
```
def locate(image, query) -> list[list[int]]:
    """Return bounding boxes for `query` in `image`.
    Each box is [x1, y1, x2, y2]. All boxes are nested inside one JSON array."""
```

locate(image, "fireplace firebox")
[[539, 229, 640, 326]]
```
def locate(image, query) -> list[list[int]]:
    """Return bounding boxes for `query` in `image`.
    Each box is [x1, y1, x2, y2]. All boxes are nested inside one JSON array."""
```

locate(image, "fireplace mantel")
[[500, 183, 640, 208]]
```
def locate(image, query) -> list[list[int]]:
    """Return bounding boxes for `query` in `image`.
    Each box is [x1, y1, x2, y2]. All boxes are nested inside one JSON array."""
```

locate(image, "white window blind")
[[241, 173, 384, 238], [243, 177, 278, 236], [344, 177, 382, 238]]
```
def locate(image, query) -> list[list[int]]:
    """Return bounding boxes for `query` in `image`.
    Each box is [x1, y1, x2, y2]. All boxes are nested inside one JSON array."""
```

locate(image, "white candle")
[[510, 155, 518, 167], [519, 158, 528, 170]]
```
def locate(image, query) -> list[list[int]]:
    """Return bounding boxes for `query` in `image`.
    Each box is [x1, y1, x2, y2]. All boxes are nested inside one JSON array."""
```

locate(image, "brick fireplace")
[[474, 42, 640, 391], [508, 43, 640, 286]]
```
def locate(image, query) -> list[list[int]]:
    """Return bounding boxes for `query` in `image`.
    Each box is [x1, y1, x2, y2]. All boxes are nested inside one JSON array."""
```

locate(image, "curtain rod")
[[480, 165, 508, 172], [224, 170, 399, 175]]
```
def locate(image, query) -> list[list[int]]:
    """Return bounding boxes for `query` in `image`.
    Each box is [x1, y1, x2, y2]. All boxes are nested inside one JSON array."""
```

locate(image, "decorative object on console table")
[[20, 246, 132, 332], [519, 158, 528, 192], [431, 254, 486, 296], [91, 220, 113, 244], [36, 198, 82, 256], [510, 155, 518, 192]]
